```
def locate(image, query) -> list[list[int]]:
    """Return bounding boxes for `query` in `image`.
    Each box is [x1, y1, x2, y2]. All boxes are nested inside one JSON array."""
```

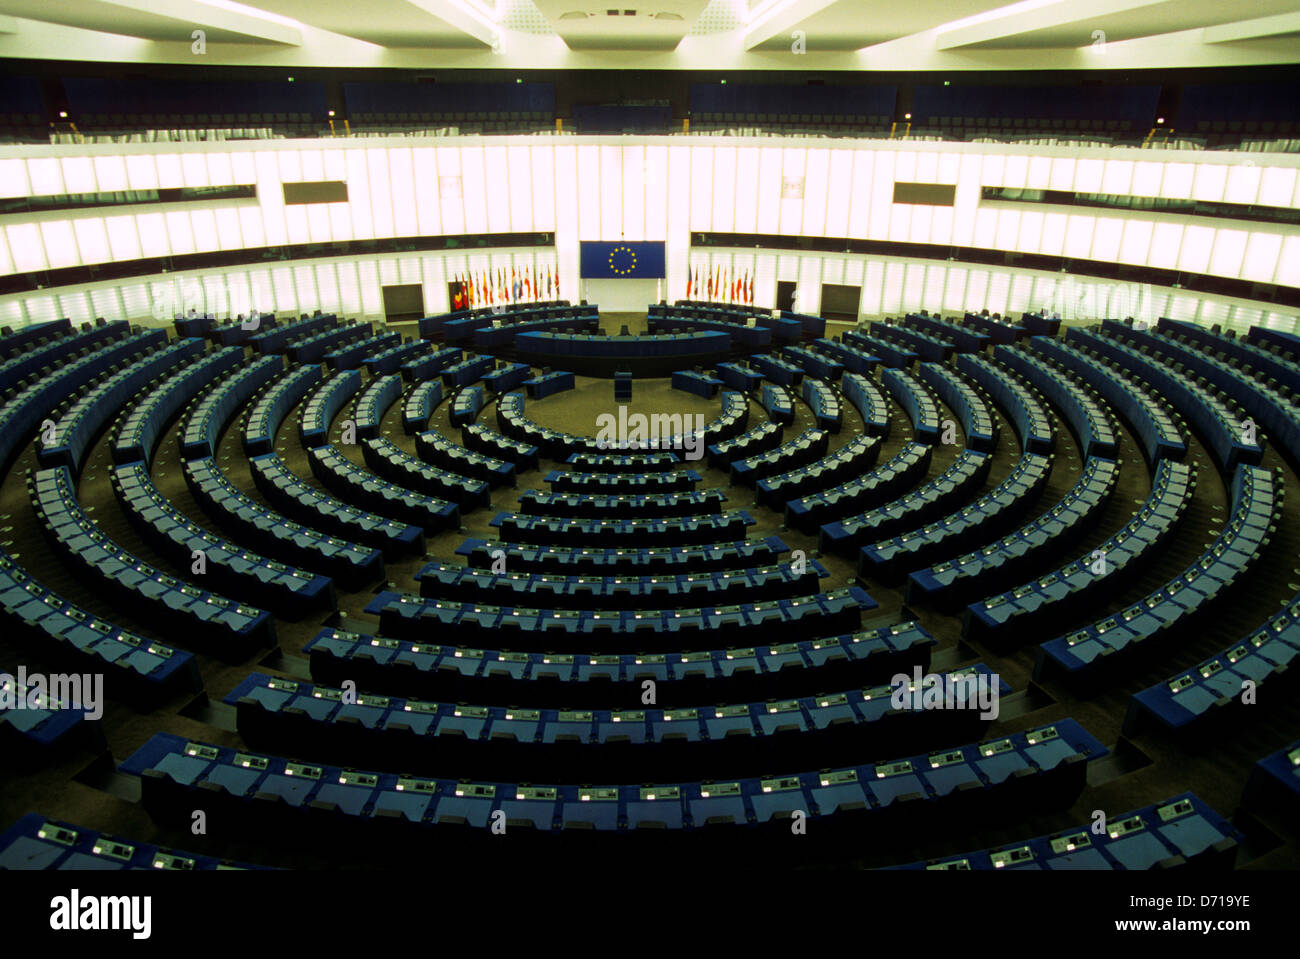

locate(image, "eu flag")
[[579, 241, 666, 279]]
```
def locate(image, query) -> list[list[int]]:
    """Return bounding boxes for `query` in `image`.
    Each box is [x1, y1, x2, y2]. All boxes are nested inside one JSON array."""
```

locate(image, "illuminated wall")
[[1, 136, 1297, 324]]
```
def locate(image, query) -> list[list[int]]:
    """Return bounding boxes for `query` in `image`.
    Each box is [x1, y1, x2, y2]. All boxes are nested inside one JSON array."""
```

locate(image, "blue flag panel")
[[579, 241, 666, 279]]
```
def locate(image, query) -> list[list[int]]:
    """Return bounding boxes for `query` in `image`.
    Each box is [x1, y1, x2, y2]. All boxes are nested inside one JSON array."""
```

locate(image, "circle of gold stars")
[[608, 245, 637, 276]]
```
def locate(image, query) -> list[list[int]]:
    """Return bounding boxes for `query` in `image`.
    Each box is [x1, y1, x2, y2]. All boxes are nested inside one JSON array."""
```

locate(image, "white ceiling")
[[0, 0, 1296, 68]]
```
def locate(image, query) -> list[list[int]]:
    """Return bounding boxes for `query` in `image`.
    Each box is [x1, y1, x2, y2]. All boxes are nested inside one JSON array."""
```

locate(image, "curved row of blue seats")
[[462, 423, 540, 470], [516, 329, 733, 359], [679, 388, 751, 450], [917, 362, 997, 452], [1169, 318, 1300, 395], [517, 488, 727, 519], [881, 366, 942, 443], [450, 384, 485, 428], [962, 311, 1027, 345], [1031, 335, 1185, 466], [112, 346, 243, 469], [887, 793, 1238, 871], [1036, 463, 1282, 685], [402, 346, 462, 383], [497, 392, 600, 459], [111, 461, 335, 620], [757, 434, 880, 511], [29, 466, 275, 661], [363, 338, 430, 377], [715, 360, 764, 391], [707, 419, 783, 470], [443, 353, 497, 390], [749, 351, 803, 386], [0, 320, 129, 393], [904, 313, 991, 354], [243, 363, 321, 456], [183, 456, 383, 591], [123, 720, 1100, 837], [415, 428, 514, 486], [368, 585, 874, 651], [323, 330, 401, 371], [777, 310, 826, 340], [819, 448, 990, 553], [353, 373, 404, 440], [782, 345, 844, 382], [812, 337, 880, 377], [672, 369, 722, 398], [906, 456, 1119, 608], [228, 664, 1005, 781], [0, 318, 72, 358], [843, 328, 916, 368], [786, 441, 934, 533], [285, 321, 371, 364], [249, 313, 336, 354], [759, 381, 794, 424], [860, 452, 1053, 581], [416, 558, 824, 609], [305, 620, 933, 709], [648, 314, 771, 350], [36, 331, 181, 473], [967, 459, 1196, 649], [482, 360, 530, 393], [1242, 739, 1300, 815], [800, 377, 843, 432], [299, 368, 361, 448], [470, 316, 597, 350], [545, 469, 700, 493], [180, 354, 285, 460], [207, 314, 277, 347], [1124, 323, 1299, 465], [0, 549, 198, 708], [840, 372, 891, 437], [249, 452, 426, 558], [309, 444, 460, 533], [731, 427, 829, 485], [455, 534, 788, 575], [0, 335, 201, 704], [1126, 598, 1300, 740], [401, 378, 445, 434], [870, 321, 954, 363], [1090, 319, 1254, 462], [1020, 312, 1061, 336], [993, 343, 1118, 460], [1248, 323, 1300, 362], [433, 302, 579, 340], [488, 509, 755, 547], [566, 449, 679, 472], [954, 352, 1053, 454], [1, 673, 104, 764], [361, 436, 491, 511], [0, 812, 267, 871]]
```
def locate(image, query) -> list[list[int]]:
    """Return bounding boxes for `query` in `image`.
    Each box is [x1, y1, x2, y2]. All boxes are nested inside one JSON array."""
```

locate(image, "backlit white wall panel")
[[0, 139, 1297, 319], [684, 246, 1299, 335]]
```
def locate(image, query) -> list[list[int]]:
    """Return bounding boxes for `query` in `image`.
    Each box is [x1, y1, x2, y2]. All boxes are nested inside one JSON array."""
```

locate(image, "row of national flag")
[[685, 265, 755, 305], [451, 265, 559, 311]]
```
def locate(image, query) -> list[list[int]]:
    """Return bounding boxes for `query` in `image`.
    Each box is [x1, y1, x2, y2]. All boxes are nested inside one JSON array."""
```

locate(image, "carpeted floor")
[[2, 313, 1297, 870]]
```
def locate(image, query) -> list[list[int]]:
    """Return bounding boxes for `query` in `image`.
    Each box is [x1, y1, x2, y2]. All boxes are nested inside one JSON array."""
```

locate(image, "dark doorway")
[[382, 283, 424, 322], [775, 280, 796, 312], [820, 283, 861, 323]]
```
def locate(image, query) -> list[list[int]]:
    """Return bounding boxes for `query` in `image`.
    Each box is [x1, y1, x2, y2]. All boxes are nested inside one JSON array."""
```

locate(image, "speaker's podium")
[[614, 370, 632, 401]]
